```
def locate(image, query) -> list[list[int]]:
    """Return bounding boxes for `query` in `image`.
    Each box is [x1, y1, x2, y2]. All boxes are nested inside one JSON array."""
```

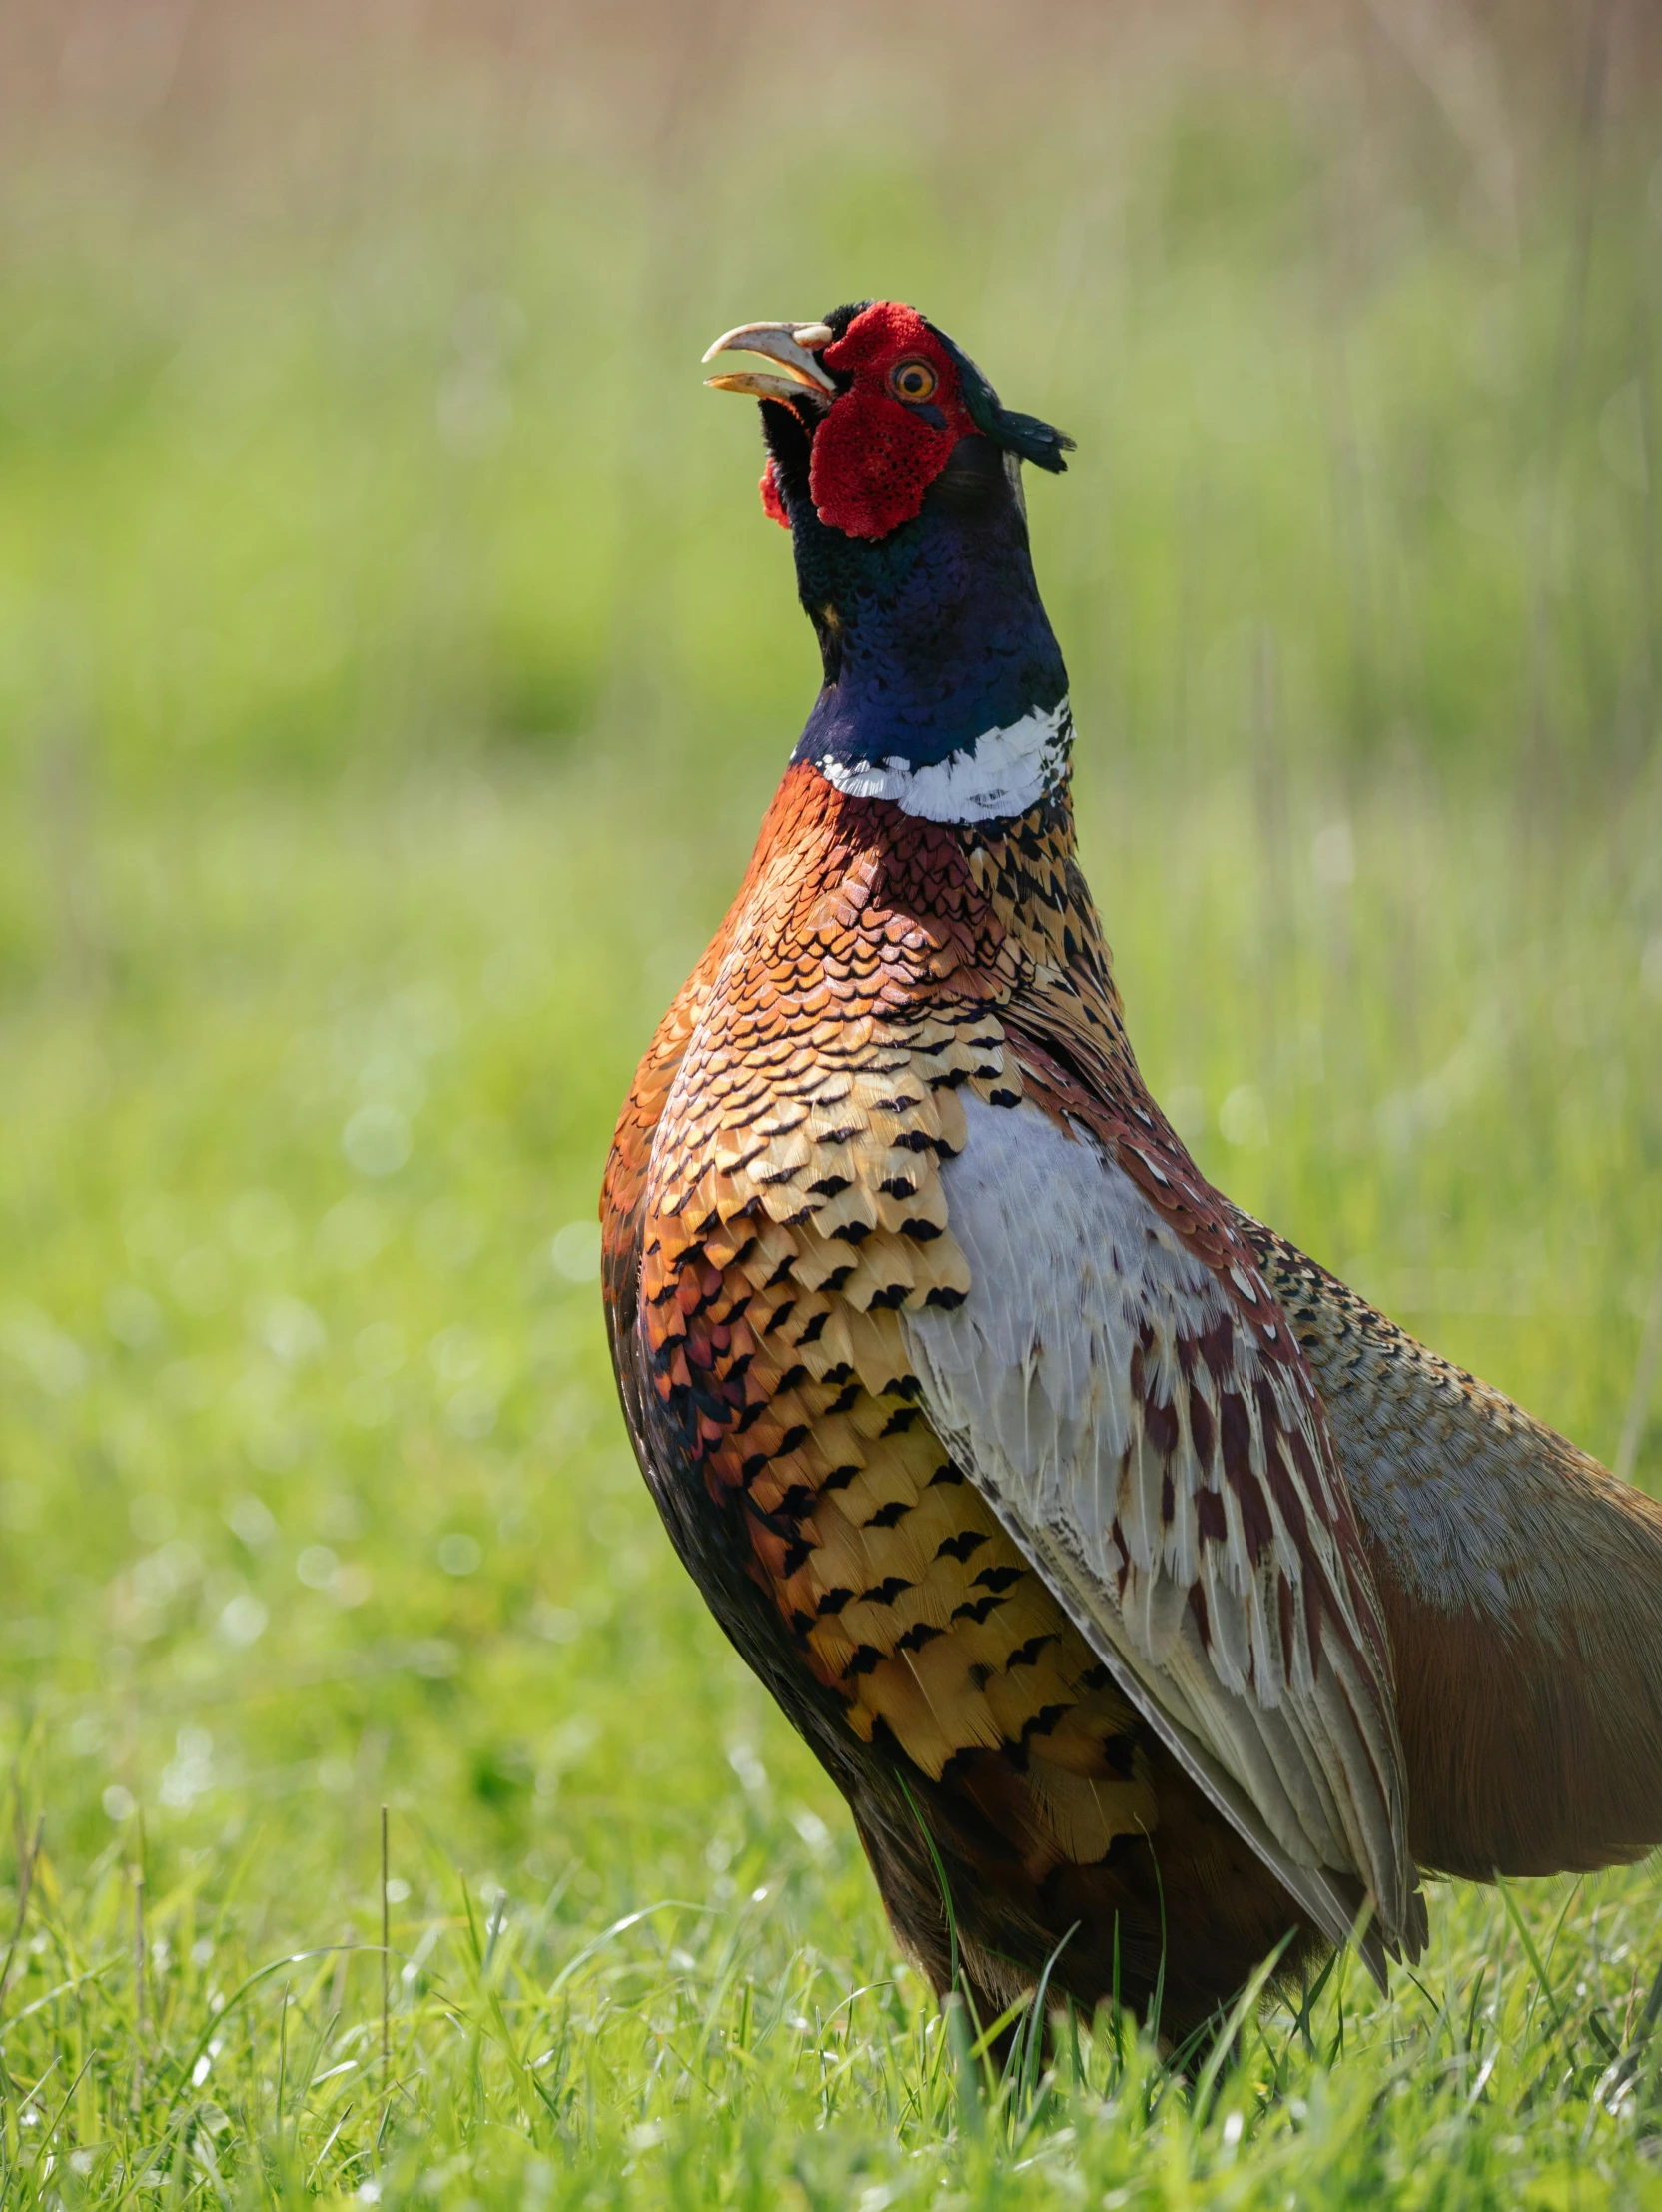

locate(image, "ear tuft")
[[987, 408, 1074, 474], [926, 324, 1075, 475]]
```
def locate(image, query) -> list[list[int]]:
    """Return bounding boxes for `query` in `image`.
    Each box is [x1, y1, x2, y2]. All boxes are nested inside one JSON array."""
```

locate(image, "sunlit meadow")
[[0, 3, 1660, 2203]]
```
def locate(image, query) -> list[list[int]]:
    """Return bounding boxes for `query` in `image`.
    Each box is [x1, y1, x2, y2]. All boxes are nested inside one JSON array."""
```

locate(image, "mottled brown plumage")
[[604, 766, 1413, 2034]]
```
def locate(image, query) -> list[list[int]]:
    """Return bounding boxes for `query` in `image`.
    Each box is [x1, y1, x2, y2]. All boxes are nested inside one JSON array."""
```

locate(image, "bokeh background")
[[1, 0, 1661, 2194]]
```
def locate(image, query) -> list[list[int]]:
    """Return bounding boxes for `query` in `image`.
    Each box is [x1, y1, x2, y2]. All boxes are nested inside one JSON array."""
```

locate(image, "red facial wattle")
[[760, 456, 790, 530], [808, 302, 981, 541]]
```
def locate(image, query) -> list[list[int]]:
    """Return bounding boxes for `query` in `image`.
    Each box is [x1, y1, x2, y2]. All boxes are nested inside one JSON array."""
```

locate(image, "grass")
[[0, 758, 1659, 2208], [1, 5, 1662, 2203]]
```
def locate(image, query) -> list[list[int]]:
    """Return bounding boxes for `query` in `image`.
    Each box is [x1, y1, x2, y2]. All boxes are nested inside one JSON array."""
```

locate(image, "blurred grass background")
[[1, 0, 1662, 2201]]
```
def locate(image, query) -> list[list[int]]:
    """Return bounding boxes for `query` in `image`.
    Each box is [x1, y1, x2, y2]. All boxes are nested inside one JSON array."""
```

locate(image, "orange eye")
[[889, 357, 939, 404]]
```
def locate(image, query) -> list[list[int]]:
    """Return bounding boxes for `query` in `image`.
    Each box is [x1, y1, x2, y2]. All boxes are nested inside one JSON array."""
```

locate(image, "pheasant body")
[[606, 767, 1373, 2031], [601, 299, 1662, 2039]]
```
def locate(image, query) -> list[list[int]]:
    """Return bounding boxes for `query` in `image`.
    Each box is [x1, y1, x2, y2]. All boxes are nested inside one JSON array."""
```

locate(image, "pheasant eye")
[[889, 358, 939, 404]]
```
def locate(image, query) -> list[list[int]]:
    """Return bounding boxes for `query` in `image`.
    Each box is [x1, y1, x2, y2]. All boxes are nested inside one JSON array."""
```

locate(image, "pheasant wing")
[[1248, 1219, 1662, 1880], [903, 1092, 1424, 1971]]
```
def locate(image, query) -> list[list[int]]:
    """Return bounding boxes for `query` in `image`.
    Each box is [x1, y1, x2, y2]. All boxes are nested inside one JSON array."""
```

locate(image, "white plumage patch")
[[901, 1093, 1418, 1971], [814, 698, 1072, 824]]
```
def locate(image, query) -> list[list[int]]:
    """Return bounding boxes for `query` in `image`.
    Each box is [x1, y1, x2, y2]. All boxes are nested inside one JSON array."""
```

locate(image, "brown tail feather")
[[1243, 1217, 1662, 1882]]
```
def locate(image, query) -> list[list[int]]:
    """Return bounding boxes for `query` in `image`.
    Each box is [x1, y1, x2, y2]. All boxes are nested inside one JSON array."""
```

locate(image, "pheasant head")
[[702, 301, 1076, 824]]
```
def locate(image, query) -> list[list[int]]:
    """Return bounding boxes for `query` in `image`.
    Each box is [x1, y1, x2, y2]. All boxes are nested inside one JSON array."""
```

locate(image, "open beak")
[[702, 320, 836, 403]]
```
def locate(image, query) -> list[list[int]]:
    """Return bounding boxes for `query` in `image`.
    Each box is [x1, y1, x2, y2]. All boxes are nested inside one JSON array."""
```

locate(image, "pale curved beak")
[[701, 320, 837, 401]]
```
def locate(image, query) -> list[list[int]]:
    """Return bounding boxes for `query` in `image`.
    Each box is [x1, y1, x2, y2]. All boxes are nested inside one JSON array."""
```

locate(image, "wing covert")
[[903, 1092, 1424, 1968]]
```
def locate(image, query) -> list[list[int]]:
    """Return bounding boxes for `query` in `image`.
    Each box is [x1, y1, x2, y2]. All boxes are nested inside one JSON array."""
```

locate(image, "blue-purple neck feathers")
[[769, 433, 1072, 821]]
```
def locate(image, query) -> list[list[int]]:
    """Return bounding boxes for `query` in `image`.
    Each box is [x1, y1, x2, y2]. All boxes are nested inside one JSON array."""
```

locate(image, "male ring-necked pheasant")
[[601, 301, 1662, 2040]]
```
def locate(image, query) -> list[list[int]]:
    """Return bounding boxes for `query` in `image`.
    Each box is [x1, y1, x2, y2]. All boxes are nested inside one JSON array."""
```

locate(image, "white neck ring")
[[811, 697, 1073, 824]]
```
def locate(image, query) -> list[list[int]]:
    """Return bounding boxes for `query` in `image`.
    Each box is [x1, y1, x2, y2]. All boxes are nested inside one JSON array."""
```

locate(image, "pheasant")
[[600, 300, 1662, 2042]]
